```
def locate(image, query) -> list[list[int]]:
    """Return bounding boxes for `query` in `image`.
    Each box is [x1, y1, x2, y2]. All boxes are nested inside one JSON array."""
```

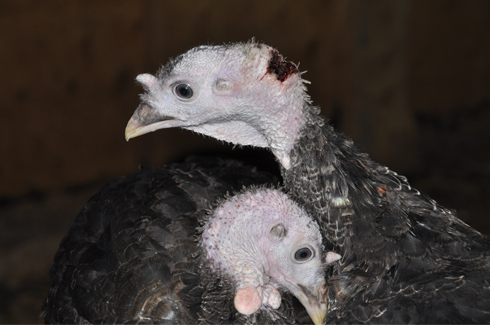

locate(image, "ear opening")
[[270, 223, 288, 238]]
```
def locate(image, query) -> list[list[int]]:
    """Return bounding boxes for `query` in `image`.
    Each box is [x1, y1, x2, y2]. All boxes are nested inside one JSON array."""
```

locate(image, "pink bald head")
[[201, 188, 328, 323]]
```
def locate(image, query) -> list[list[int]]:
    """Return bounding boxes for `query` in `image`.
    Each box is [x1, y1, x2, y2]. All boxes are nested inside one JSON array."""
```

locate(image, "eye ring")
[[293, 246, 315, 263], [174, 83, 193, 99]]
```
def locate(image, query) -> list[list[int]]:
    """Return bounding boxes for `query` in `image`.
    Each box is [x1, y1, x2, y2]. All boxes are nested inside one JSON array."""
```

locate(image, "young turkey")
[[43, 157, 329, 324], [126, 41, 490, 323]]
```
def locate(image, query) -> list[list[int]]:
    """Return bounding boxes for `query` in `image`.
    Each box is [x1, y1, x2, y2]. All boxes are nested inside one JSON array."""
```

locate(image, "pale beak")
[[125, 116, 144, 141], [124, 103, 175, 141], [295, 283, 327, 325]]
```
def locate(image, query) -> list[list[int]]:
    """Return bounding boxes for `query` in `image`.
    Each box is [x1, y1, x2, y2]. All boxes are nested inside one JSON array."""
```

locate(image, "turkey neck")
[[281, 103, 387, 263]]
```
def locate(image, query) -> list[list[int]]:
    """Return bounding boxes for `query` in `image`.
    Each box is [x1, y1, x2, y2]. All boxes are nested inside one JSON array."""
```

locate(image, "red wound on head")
[[234, 286, 262, 315], [267, 50, 299, 82]]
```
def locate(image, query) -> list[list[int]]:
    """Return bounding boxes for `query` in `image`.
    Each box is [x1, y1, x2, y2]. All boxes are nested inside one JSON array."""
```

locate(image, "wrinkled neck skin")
[[251, 77, 307, 170]]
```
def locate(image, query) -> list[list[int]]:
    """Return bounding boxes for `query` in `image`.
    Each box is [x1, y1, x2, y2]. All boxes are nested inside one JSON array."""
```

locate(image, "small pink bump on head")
[[135, 73, 158, 89], [263, 284, 281, 309], [325, 251, 341, 265], [234, 286, 262, 315]]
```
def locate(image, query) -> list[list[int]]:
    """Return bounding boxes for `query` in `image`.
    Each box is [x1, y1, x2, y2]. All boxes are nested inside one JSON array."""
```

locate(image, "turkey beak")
[[125, 103, 174, 141], [295, 283, 327, 325], [125, 116, 145, 141]]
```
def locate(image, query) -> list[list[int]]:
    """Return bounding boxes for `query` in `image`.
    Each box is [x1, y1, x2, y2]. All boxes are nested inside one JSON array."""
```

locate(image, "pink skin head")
[[202, 188, 328, 323], [125, 41, 310, 169]]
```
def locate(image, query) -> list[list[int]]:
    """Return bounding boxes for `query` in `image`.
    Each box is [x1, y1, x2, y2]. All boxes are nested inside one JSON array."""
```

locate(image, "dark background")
[[1, 1, 489, 323]]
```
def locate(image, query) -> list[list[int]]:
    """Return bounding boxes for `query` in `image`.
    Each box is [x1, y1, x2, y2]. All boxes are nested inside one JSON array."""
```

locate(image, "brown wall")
[[410, 0, 490, 113]]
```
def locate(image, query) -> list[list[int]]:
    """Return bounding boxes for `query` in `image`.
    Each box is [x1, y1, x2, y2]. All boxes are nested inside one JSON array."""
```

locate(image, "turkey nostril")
[[138, 104, 152, 120]]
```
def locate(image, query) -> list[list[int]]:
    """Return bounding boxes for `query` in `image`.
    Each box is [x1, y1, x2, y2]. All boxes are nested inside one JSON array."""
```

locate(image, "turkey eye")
[[294, 247, 313, 262], [174, 84, 193, 99]]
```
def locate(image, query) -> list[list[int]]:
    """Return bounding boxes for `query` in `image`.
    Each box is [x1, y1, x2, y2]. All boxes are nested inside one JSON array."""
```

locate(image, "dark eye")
[[294, 247, 314, 262], [174, 84, 193, 99]]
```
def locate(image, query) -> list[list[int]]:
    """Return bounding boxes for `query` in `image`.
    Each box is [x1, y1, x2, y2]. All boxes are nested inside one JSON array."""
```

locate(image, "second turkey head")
[[201, 188, 327, 325]]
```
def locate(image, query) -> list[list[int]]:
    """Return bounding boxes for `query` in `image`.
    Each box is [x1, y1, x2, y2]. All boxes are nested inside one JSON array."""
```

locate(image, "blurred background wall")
[[0, 0, 489, 323]]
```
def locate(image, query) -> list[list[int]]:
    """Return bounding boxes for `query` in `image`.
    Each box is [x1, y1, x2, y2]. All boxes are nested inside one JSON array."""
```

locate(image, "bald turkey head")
[[201, 188, 330, 325], [125, 41, 309, 169]]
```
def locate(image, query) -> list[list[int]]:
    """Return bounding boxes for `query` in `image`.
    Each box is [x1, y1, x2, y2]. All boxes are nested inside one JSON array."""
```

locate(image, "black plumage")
[[283, 106, 490, 323], [126, 41, 490, 323], [43, 157, 304, 324]]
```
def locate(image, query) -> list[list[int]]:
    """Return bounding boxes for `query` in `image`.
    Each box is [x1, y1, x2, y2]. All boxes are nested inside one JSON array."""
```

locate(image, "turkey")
[[126, 41, 490, 323], [43, 157, 329, 324]]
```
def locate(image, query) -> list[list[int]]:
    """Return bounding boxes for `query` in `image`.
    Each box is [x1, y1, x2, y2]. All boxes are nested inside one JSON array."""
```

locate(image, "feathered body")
[[126, 41, 490, 323], [43, 157, 301, 324], [286, 105, 490, 323]]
